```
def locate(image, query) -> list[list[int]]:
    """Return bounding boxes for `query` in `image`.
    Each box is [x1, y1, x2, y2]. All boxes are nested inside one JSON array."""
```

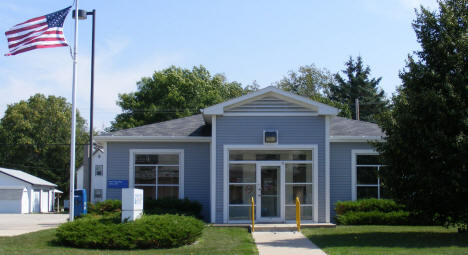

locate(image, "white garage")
[[0, 168, 58, 213]]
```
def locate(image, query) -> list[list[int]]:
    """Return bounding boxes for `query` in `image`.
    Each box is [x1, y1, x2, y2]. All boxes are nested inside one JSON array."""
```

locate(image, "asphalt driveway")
[[0, 214, 68, 236]]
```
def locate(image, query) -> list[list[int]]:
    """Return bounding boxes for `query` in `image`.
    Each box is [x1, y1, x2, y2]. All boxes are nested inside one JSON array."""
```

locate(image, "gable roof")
[[0, 168, 56, 187], [202, 86, 339, 122], [330, 116, 384, 141], [96, 114, 211, 141], [96, 114, 384, 141]]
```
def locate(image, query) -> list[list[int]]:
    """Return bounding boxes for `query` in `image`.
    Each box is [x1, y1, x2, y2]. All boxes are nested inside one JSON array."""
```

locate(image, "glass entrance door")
[[257, 164, 282, 221]]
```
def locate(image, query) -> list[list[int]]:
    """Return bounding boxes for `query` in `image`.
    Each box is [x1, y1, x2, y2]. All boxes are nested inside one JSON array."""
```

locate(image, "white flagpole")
[[69, 0, 79, 222]]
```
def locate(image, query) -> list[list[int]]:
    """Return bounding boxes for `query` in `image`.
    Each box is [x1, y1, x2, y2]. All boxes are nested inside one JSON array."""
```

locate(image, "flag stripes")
[[4, 7, 71, 56]]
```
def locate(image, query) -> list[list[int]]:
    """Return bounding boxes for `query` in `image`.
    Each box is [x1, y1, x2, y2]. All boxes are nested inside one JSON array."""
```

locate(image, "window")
[[285, 164, 313, 220], [94, 189, 103, 201], [95, 165, 103, 176], [227, 149, 314, 221], [133, 152, 181, 200], [355, 154, 384, 199]]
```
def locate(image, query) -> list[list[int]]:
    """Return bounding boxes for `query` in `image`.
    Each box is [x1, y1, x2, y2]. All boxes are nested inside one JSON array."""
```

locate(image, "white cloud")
[[0, 37, 184, 131]]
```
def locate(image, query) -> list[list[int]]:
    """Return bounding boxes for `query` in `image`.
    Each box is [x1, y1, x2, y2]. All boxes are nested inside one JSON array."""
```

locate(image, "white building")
[[0, 168, 58, 213], [76, 149, 106, 203]]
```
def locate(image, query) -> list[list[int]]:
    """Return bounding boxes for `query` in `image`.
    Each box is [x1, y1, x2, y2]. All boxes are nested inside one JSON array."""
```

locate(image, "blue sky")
[[0, 0, 438, 130]]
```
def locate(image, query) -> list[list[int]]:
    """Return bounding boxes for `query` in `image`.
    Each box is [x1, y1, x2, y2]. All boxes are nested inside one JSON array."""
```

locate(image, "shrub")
[[87, 200, 122, 215], [55, 214, 204, 249], [336, 210, 410, 225], [144, 198, 202, 219], [335, 198, 405, 215]]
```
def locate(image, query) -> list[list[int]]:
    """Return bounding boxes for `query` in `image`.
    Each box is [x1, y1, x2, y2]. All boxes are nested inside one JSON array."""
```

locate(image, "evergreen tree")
[[276, 64, 352, 118], [376, 0, 468, 231], [330, 56, 388, 122]]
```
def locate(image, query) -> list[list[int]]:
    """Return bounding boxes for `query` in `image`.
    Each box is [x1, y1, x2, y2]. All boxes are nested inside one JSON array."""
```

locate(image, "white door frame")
[[223, 144, 319, 223], [256, 162, 284, 222]]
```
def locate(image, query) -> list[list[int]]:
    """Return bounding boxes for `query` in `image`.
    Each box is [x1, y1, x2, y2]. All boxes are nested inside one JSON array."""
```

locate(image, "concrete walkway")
[[0, 214, 68, 236], [253, 231, 327, 255]]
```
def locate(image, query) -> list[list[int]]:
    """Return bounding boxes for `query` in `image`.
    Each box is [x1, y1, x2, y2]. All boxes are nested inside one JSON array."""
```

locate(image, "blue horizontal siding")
[[330, 142, 374, 221], [106, 142, 211, 221], [216, 116, 326, 223]]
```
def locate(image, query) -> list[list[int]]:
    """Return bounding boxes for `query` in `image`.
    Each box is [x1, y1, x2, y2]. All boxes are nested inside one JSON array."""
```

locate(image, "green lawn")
[[0, 227, 258, 255], [303, 225, 468, 255]]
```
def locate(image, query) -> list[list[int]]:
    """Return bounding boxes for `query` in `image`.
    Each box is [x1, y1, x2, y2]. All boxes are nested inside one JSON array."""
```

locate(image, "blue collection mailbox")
[[74, 189, 87, 217]]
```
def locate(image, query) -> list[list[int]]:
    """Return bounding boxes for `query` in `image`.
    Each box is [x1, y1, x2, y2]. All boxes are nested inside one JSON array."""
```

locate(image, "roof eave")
[[95, 136, 211, 142], [330, 135, 384, 142]]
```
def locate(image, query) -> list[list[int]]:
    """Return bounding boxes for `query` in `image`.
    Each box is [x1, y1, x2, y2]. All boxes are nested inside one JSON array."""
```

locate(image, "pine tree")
[[329, 56, 388, 122], [376, 0, 468, 231]]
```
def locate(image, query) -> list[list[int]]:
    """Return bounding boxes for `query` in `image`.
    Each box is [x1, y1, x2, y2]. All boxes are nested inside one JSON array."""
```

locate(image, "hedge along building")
[[95, 86, 384, 223]]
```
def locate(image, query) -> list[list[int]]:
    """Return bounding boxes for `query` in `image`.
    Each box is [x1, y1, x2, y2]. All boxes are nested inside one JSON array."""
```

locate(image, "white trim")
[[210, 115, 216, 223], [351, 149, 378, 201], [103, 142, 107, 201], [202, 86, 339, 117], [223, 112, 319, 117], [129, 149, 184, 199], [330, 136, 383, 142], [95, 136, 211, 142], [256, 162, 283, 222], [223, 144, 319, 223], [223, 147, 229, 223], [325, 116, 330, 223]]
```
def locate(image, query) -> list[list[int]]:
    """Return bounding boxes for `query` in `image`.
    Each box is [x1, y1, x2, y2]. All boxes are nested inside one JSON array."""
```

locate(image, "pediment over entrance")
[[202, 86, 338, 122], [225, 95, 316, 114]]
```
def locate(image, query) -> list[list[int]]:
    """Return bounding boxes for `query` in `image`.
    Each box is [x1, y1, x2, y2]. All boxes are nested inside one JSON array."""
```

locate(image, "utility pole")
[[355, 98, 360, 121]]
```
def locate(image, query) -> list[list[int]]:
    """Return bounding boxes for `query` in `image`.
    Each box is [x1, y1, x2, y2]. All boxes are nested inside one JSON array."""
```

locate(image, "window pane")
[[229, 150, 312, 161], [94, 189, 103, 200], [135, 154, 159, 164], [158, 166, 179, 184], [229, 206, 251, 220], [357, 167, 378, 184], [286, 164, 312, 183], [136, 186, 156, 200], [357, 155, 380, 165], [95, 165, 103, 176], [229, 185, 256, 204], [285, 206, 313, 220], [135, 166, 156, 184], [158, 186, 178, 199], [285, 184, 313, 204], [158, 154, 179, 164], [229, 164, 255, 183], [357, 186, 378, 199]]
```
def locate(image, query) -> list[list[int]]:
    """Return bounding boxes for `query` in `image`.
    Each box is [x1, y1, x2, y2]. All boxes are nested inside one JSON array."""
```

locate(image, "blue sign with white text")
[[107, 180, 129, 188]]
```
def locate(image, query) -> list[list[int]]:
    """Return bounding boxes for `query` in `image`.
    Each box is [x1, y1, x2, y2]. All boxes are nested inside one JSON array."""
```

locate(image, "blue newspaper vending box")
[[74, 189, 87, 217]]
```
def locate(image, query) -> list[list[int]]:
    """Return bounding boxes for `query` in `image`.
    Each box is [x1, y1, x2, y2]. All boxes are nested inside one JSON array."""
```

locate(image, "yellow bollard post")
[[296, 197, 301, 232], [251, 197, 255, 232]]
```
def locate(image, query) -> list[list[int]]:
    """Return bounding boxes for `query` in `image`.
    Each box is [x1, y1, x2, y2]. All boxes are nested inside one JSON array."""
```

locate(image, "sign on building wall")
[[107, 180, 129, 188]]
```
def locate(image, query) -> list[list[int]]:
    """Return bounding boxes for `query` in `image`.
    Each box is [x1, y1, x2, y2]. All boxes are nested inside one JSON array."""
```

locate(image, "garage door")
[[33, 190, 40, 213], [0, 189, 22, 213]]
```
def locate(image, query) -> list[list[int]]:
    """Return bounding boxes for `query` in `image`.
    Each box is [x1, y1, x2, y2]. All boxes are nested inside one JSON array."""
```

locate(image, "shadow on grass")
[[306, 232, 468, 249]]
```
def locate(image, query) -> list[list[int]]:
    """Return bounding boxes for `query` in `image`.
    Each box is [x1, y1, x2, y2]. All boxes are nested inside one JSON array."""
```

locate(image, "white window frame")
[[129, 149, 184, 199], [95, 164, 103, 176], [263, 129, 279, 145], [223, 144, 318, 224], [351, 149, 381, 201]]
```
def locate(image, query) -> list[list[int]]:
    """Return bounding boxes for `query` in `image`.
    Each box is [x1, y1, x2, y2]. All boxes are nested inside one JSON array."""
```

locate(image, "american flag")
[[4, 7, 71, 56]]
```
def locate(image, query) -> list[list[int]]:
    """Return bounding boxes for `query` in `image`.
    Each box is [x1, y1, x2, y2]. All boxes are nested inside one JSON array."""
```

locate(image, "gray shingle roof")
[[0, 168, 57, 187], [330, 116, 384, 137], [102, 114, 211, 137], [101, 114, 383, 138]]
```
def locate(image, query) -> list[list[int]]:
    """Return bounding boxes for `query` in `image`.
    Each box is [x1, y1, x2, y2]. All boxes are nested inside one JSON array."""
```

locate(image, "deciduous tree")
[[0, 94, 88, 193]]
